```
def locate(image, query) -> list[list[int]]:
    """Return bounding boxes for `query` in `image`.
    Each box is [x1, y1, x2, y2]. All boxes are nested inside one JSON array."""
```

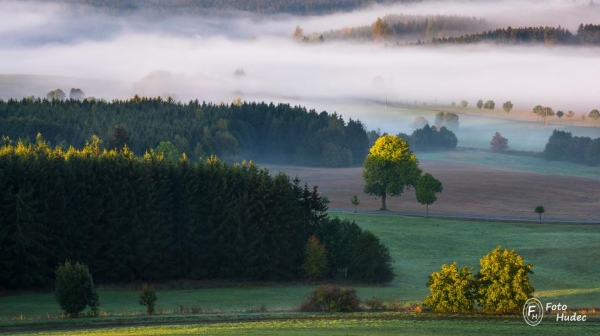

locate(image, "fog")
[[1, 0, 599, 145]]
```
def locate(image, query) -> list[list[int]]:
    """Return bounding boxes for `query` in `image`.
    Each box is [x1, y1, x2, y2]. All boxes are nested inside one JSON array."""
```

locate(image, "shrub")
[[350, 231, 394, 283], [424, 262, 476, 313], [139, 284, 158, 315], [365, 297, 386, 311], [299, 284, 361, 312], [54, 261, 99, 318]]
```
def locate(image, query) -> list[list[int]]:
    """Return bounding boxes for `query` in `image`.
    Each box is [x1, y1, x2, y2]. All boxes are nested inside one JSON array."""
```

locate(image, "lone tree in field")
[[55, 261, 99, 318], [424, 262, 475, 313], [363, 135, 422, 210], [350, 195, 360, 213], [460, 100, 468, 108], [415, 173, 443, 218], [589, 109, 600, 123], [476, 246, 534, 314], [302, 236, 328, 279], [139, 284, 158, 315], [534, 205, 545, 223], [502, 101, 513, 113], [566, 110, 575, 119], [476, 99, 483, 110], [556, 110, 564, 120], [533, 105, 555, 126], [490, 132, 509, 152]]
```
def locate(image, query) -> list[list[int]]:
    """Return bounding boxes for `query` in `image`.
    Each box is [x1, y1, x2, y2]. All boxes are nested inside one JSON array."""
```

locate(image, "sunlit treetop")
[[367, 135, 417, 163]]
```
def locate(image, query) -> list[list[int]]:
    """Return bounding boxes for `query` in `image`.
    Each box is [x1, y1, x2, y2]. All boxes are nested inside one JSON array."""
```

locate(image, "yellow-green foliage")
[[476, 246, 534, 314], [362, 135, 421, 210], [424, 262, 475, 313], [301, 236, 328, 279]]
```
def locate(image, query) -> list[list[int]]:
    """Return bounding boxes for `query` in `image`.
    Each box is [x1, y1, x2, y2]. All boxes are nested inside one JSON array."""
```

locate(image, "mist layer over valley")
[[1, 0, 599, 151]]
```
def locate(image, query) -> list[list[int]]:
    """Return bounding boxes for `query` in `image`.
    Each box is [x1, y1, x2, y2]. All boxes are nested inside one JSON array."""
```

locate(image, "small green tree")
[[415, 173, 443, 218], [139, 284, 158, 315], [556, 110, 564, 119], [534, 205, 545, 223], [424, 262, 475, 313], [460, 100, 468, 108], [484, 100, 495, 110], [502, 101, 513, 113], [350, 195, 360, 213], [301, 236, 328, 279], [476, 99, 483, 110], [54, 261, 99, 318], [476, 246, 534, 314]]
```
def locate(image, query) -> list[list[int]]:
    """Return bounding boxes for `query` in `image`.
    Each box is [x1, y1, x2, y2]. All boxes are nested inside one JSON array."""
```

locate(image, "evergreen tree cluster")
[[42, 0, 416, 15], [429, 24, 600, 46], [398, 125, 458, 151], [0, 136, 334, 288], [320, 14, 487, 42], [0, 98, 369, 167], [543, 130, 600, 166]]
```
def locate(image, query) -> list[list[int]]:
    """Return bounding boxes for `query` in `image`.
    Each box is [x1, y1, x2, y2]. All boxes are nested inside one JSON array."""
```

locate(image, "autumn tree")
[[415, 173, 443, 217], [373, 17, 392, 41], [293, 26, 304, 41], [362, 135, 422, 210], [476, 99, 483, 110], [502, 101, 513, 113], [46, 89, 66, 100], [476, 247, 534, 314], [490, 132, 509, 152], [534, 205, 545, 223], [301, 236, 328, 280], [424, 262, 475, 313]]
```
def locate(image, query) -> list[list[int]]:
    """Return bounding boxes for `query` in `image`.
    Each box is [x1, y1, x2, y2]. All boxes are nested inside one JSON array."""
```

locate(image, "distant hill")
[[0, 74, 124, 101]]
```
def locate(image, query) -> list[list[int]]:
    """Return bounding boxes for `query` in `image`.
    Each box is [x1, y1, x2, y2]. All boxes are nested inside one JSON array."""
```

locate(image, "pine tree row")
[[0, 135, 329, 288]]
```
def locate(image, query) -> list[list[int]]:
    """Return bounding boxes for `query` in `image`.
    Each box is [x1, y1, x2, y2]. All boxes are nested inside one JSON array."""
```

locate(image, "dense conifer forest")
[[0, 137, 394, 288], [0, 98, 369, 167], [32, 0, 417, 15]]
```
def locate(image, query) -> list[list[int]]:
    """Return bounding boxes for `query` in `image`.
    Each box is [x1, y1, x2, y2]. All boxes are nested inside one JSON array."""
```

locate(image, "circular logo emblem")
[[523, 298, 544, 326]]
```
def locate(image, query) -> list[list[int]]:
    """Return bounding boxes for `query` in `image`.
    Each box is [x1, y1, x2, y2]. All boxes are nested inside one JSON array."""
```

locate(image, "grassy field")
[[12, 315, 600, 335], [2, 213, 599, 321]]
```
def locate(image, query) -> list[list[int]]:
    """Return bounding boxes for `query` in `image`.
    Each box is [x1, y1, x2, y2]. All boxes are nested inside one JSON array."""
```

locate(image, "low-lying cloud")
[[1, 0, 599, 134]]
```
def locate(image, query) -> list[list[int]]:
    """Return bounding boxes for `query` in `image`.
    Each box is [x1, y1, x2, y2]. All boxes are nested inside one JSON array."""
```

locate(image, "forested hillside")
[[32, 0, 417, 15], [0, 98, 369, 167], [428, 24, 600, 46], [318, 14, 488, 43]]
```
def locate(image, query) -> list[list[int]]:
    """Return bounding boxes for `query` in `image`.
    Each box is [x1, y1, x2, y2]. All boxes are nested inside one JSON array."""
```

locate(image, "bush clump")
[[365, 297, 386, 311], [139, 283, 158, 315], [299, 284, 360, 312], [54, 261, 99, 318]]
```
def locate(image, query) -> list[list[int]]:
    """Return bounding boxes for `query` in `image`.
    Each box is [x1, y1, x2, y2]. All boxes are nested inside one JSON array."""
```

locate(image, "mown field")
[[2, 213, 599, 321]]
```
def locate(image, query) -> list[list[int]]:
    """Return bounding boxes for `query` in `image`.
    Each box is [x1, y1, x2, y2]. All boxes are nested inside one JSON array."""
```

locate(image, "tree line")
[[543, 130, 600, 166], [0, 97, 369, 167], [42, 0, 417, 15], [427, 24, 600, 46], [0, 136, 394, 289]]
